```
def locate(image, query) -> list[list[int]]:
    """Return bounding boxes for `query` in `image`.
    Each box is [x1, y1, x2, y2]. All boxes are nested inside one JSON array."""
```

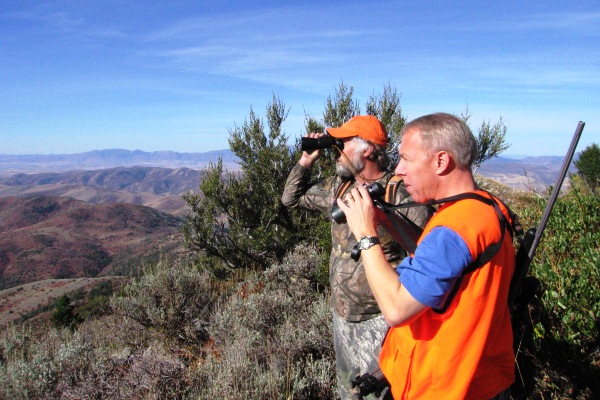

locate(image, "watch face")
[[359, 236, 379, 250]]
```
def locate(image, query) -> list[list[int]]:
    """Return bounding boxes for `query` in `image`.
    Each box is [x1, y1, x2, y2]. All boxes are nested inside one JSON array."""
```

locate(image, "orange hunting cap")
[[326, 115, 388, 146]]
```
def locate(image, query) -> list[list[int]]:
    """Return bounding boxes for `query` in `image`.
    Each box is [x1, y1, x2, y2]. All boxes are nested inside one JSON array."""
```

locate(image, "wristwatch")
[[358, 236, 380, 251]]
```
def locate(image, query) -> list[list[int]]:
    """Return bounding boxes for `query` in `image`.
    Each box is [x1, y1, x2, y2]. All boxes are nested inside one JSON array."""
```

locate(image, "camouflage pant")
[[333, 311, 391, 400]]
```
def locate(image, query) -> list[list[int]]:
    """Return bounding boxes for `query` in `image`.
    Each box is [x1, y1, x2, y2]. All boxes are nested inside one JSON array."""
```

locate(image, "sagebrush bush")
[[0, 322, 115, 399], [110, 259, 216, 349], [192, 243, 336, 399]]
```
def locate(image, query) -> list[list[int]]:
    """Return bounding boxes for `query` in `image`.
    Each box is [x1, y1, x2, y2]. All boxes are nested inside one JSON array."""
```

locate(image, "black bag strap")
[[429, 192, 516, 313]]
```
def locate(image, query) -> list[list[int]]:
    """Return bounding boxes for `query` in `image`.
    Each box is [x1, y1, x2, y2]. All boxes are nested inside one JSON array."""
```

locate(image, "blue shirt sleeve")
[[397, 226, 473, 309]]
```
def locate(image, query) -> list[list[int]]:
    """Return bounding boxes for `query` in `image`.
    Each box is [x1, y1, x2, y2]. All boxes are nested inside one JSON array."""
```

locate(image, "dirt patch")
[[0, 276, 127, 327]]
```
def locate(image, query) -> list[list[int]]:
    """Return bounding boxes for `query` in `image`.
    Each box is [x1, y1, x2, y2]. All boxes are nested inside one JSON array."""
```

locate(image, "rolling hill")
[[0, 166, 205, 216], [476, 155, 574, 192], [0, 196, 185, 291], [0, 148, 240, 173]]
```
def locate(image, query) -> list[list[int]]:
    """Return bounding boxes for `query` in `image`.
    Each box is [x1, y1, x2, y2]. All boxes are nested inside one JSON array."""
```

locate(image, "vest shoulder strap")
[[384, 175, 403, 204], [335, 180, 353, 200], [433, 191, 521, 313]]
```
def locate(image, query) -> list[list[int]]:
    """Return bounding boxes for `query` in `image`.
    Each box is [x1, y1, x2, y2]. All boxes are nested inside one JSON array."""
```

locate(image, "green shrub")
[[51, 294, 81, 330], [528, 191, 599, 347], [513, 190, 600, 398]]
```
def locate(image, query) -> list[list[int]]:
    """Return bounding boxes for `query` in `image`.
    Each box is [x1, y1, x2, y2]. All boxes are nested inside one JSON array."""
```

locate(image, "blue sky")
[[1, 1, 598, 157]]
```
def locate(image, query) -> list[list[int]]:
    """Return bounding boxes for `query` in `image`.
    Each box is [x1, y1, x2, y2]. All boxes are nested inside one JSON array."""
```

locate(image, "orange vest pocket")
[[380, 329, 417, 399]]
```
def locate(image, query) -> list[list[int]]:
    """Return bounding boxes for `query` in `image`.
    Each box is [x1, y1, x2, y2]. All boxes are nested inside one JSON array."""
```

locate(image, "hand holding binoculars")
[[301, 135, 344, 152], [330, 182, 385, 224]]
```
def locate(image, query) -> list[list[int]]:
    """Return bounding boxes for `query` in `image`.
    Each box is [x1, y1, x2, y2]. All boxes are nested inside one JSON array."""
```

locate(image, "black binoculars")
[[330, 182, 386, 224], [301, 135, 344, 152]]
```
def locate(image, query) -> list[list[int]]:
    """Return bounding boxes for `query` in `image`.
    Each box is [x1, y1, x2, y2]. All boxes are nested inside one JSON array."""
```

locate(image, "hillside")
[[0, 277, 128, 327], [0, 196, 185, 290], [0, 166, 205, 216], [477, 155, 573, 192]]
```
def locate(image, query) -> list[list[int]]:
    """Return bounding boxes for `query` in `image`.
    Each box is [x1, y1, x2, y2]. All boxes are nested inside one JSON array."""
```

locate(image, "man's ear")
[[363, 144, 375, 159], [435, 151, 452, 175]]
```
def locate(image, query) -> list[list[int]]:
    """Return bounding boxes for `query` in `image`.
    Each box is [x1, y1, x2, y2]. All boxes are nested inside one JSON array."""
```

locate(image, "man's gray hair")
[[353, 136, 390, 171], [400, 113, 477, 168]]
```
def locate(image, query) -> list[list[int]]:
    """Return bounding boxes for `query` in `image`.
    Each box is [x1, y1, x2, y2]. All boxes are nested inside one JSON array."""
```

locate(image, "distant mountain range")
[[0, 148, 577, 192], [0, 149, 240, 173]]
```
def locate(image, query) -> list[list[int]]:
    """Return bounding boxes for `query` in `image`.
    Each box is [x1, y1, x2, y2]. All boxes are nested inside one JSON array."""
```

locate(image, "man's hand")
[[336, 185, 379, 239], [337, 185, 428, 327], [299, 132, 325, 169]]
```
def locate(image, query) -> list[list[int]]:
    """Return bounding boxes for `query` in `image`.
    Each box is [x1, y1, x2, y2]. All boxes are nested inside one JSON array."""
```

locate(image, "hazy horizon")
[[0, 147, 574, 160]]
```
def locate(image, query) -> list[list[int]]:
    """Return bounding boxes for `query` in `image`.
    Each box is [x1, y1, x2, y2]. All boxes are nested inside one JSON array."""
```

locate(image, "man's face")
[[395, 128, 435, 202], [336, 137, 365, 180]]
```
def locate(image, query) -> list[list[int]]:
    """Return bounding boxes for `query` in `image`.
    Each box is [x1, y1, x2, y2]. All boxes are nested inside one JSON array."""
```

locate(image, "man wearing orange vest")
[[282, 115, 432, 399], [337, 113, 515, 399]]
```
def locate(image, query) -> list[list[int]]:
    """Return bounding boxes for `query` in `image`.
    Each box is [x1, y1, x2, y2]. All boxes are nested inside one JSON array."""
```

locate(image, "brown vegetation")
[[0, 196, 184, 290]]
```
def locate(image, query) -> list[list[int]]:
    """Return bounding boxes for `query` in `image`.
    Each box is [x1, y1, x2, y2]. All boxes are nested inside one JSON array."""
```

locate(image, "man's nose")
[[395, 159, 406, 176]]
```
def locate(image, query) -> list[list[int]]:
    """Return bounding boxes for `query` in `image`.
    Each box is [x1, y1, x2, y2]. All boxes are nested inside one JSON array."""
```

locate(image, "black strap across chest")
[[434, 193, 514, 313], [386, 191, 518, 313]]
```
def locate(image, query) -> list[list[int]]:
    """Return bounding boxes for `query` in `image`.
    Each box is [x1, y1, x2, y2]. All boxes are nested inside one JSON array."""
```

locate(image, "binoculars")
[[330, 182, 386, 224], [301, 135, 344, 152]]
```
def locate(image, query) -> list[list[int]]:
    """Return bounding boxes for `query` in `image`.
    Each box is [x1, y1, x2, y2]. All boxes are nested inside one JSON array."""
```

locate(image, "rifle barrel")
[[528, 121, 585, 260]]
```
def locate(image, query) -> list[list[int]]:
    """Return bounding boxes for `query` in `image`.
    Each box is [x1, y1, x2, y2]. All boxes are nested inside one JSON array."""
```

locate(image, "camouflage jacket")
[[281, 163, 432, 322]]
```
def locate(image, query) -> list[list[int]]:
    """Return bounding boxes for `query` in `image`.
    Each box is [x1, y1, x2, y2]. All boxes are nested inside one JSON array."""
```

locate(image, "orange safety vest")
[[379, 192, 515, 399]]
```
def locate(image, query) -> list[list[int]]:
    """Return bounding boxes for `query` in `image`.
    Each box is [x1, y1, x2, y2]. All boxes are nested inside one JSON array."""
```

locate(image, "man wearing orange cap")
[[337, 113, 515, 399], [282, 115, 431, 399]]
